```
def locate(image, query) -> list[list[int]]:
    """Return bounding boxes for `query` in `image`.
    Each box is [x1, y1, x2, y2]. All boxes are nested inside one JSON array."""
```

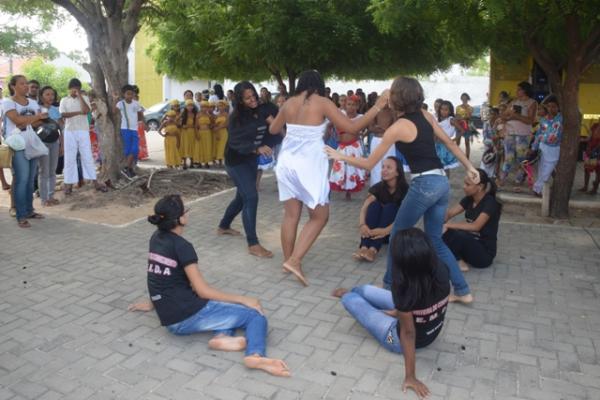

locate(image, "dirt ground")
[[0, 169, 232, 227]]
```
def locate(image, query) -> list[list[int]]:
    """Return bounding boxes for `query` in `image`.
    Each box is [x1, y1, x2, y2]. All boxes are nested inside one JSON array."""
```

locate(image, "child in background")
[[195, 100, 213, 168], [480, 107, 499, 178], [213, 100, 229, 166], [159, 110, 180, 168], [115, 84, 144, 177], [455, 93, 474, 159], [494, 104, 509, 180], [133, 85, 149, 161], [329, 94, 366, 200], [179, 99, 197, 169], [580, 121, 600, 194], [208, 101, 219, 163], [436, 100, 462, 178]]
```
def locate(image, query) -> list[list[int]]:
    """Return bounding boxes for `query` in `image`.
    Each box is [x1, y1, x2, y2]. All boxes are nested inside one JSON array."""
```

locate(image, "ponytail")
[[476, 168, 502, 213]]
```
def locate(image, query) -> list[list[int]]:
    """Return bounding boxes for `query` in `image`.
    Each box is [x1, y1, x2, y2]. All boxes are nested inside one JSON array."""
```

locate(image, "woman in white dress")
[[269, 70, 389, 286]]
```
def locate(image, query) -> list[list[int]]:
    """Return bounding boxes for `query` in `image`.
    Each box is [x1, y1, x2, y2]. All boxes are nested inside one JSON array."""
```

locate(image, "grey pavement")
[[1, 174, 600, 400]]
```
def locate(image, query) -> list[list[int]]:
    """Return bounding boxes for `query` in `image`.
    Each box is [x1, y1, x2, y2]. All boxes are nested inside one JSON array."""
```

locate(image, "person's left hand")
[[442, 224, 449, 234], [257, 145, 272, 157], [324, 145, 343, 160], [467, 168, 480, 184]]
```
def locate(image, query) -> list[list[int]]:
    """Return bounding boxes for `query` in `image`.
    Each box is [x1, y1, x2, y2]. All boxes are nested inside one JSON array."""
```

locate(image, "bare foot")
[[248, 244, 273, 258], [458, 259, 470, 272], [331, 288, 349, 298], [283, 260, 308, 286], [217, 227, 242, 236], [352, 247, 367, 261], [244, 355, 291, 377], [449, 293, 474, 304], [208, 336, 247, 352], [363, 248, 377, 262]]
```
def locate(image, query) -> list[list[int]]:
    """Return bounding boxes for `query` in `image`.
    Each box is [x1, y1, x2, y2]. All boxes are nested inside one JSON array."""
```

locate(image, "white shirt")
[[59, 95, 91, 132], [116, 99, 142, 130], [2, 98, 40, 137]]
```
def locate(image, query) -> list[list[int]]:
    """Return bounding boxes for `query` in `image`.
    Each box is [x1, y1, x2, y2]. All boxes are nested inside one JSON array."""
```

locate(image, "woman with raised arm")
[[326, 76, 478, 303], [269, 70, 389, 286]]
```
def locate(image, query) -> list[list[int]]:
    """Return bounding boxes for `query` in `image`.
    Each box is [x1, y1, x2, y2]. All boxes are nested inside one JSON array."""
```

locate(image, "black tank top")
[[395, 111, 443, 173]]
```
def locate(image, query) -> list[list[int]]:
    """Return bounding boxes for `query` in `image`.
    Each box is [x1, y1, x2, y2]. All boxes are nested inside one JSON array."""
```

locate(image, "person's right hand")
[[359, 224, 371, 238], [375, 90, 390, 110], [240, 296, 264, 315], [128, 301, 154, 312], [402, 376, 430, 399]]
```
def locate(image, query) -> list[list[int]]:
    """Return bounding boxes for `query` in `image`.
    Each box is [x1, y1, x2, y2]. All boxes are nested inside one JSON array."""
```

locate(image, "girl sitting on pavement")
[[129, 194, 290, 377], [354, 156, 408, 262], [333, 227, 450, 400], [443, 169, 501, 270]]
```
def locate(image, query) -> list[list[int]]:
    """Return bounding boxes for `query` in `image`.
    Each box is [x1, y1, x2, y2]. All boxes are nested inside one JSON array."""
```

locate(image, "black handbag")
[[36, 119, 61, 143]]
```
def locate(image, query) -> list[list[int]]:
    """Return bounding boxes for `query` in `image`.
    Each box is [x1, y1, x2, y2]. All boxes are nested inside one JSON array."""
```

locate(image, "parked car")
[[143, 101, 170, 131]]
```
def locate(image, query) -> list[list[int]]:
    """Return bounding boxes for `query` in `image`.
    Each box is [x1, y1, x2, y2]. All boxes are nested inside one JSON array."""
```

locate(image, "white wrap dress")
[[275, 121, 330, 209]]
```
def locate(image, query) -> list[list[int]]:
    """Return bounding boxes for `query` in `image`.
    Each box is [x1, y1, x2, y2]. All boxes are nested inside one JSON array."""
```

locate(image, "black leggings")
[[442, 229, 494, 269]]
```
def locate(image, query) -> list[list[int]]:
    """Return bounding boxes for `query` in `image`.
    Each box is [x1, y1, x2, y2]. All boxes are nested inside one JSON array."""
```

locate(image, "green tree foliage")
[[21, 57, 89, 98], [0, 25, 57, 58], [373, 0, 600, 217], [148, 0, 484, 91]]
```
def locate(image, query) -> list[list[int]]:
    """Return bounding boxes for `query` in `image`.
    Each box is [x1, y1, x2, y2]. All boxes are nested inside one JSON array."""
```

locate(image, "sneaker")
[[9, 208, 16, 218]]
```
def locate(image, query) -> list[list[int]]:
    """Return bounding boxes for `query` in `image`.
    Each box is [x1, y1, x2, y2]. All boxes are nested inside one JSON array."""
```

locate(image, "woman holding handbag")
[[37, 86, 62, 206], [2, 75, 48, 228]]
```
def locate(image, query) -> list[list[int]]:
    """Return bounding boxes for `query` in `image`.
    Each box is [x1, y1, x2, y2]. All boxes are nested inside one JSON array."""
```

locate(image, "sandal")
[[27, 212, 45, 219], [2, 184, 10, 191], [17, 219, 31, 228], [95, 185, 108, 193]]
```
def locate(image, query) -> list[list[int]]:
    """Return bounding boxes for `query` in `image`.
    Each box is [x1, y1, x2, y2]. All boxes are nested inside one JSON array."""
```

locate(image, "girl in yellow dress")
[[159, 110, 181, 168], [179, 99, 197, 169], [194, 100, 213, 168], [213, 100, 229, 166]]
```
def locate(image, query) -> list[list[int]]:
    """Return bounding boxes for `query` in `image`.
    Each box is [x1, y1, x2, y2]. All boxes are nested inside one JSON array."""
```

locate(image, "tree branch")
[[122, 0, 145, 44], [581, 25, 600, 72], [51, 0, 92, 29]]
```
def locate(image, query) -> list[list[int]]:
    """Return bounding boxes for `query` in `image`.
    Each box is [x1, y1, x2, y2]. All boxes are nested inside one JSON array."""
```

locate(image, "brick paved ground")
[[1, 175, 600, 400]]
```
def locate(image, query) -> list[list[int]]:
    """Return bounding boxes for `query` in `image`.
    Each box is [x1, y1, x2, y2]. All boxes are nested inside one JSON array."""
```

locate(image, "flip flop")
[[27, 213, 45, 219], [17, 219, 31, 228], [282, 262, 308, 287]]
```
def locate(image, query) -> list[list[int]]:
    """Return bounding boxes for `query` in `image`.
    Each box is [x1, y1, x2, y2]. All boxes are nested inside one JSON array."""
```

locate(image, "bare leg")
[[465, 138, 471, 160], [0, 169, 10, 190], [590, 174, 600, 194], [281, 199, 302, 262], [458, 259, 470, 272], [243, 355, 291, 377], [283, 204, 329, 286], [208, 335, 247, 351]]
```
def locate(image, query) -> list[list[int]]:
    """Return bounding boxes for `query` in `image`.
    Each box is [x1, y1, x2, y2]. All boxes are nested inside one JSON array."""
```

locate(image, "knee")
[[341, 291, 360, 310]]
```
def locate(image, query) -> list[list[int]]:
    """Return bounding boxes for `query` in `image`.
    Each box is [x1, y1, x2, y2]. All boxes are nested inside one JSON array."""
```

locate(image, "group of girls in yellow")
[[159, 99, 229, 169]]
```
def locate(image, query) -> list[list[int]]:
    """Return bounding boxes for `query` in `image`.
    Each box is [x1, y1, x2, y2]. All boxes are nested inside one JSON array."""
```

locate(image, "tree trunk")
[[272, 70, 285, 91], [286, 68, 297, 94], [549, 75, 581, 218]]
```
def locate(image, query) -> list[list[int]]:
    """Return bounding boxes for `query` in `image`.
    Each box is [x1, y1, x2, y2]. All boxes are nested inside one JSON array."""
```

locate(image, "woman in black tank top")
[[326, 76, 479, 400], [326, 76, 479, 299]]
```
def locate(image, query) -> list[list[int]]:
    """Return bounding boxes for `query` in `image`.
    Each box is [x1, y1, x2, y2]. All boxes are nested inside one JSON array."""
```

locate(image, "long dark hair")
[[231, 81, 259, 127], [148, 194, 186, 231], [390, 76, 424, 114], [8, 75, 26, 96], [475, 168, 502, 213], [384, 156, 409, 197], [517, 81, 534, 99], [391, 228, 443, 310], [295, 70, 325, 99], [213, 84, 225, 100], [180, 105, 198, 125], [437, 100, 455, 122]]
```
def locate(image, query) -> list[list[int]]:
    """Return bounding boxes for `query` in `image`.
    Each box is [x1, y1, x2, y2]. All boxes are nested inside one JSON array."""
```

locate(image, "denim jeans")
[[166, 300, 267, 357], [341, 285, 402, 353], [220, 160, 260, 246], [360, 201, 399, 250], [12, 150, 38, 220], [383, 174, 470, 296]]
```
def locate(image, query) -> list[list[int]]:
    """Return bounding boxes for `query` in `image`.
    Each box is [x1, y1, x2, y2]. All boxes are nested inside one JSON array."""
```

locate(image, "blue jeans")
[[220, 160, 260, 246], [341, 285, 402, 353], [360, 201, 399, 250], [12, 150, 38, 220], [166, 300, 267, 357], [383, 174, 470, 296]]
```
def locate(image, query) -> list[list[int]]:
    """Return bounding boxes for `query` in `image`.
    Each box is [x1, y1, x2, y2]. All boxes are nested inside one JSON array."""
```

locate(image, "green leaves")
[[0, 25, 58, 58]]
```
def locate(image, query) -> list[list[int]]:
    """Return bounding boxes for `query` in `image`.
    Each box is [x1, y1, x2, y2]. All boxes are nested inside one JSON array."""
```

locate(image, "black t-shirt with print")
[[368, 181, 406, 207], [459, 194, 500, 257], [147, 230, 207, 326], [225, 102, 278, 165], [393, 262, 450, 348]]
